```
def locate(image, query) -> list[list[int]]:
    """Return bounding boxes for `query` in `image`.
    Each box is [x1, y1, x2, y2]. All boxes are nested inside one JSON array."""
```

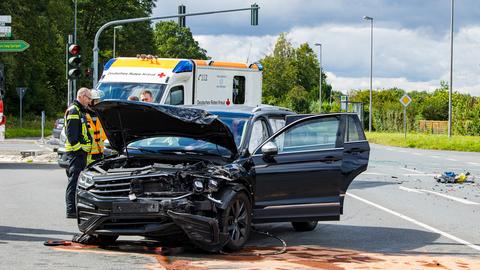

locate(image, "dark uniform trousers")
[[66, 150, 87, 214]]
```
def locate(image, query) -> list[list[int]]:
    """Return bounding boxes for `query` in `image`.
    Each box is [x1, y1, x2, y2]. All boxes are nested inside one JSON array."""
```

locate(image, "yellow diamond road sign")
[[399, 94, 412, 107]]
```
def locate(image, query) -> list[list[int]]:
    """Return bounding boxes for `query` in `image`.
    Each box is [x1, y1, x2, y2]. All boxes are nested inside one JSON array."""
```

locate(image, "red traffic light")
[[69, 44, 81, 55]]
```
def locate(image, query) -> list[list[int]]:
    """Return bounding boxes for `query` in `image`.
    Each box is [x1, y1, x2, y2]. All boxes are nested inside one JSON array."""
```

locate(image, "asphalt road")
[[1, 144, 480, 269]]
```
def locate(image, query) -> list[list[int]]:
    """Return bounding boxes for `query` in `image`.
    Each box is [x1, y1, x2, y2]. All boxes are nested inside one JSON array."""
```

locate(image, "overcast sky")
[[153, 1, 480, 95]]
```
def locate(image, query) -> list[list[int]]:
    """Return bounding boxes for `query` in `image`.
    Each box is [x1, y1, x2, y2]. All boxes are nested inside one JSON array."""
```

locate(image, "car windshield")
[[97, 82, 167, 102], [127, 114, 249, 156]]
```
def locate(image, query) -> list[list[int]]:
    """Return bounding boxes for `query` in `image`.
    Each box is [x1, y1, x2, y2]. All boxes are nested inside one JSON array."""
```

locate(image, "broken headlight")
[[193, 179, 204, 193], [208, 179, 219, 191], [78, 172, 94, 189]]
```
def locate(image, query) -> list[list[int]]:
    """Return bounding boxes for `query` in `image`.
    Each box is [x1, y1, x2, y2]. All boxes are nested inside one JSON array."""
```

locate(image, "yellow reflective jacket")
[[64, 101, 92, 153]]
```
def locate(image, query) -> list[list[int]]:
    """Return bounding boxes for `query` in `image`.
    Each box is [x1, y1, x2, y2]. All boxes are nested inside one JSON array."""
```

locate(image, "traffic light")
[[251, 3, 259, 26], [178, 5, 186, 27], [68, 44, 82, 79]]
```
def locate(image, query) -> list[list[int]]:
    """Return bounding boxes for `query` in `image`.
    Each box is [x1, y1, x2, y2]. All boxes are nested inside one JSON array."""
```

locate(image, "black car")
[[76, 100, 369, 252]]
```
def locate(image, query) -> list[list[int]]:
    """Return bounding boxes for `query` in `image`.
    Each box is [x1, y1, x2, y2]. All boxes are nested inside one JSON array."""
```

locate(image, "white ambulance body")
[[97, 57, 263, 106]]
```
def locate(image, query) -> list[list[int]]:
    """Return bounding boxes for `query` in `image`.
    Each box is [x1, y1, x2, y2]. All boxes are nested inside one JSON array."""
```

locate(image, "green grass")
[[366, 132, 480, 152], [4, 115, 55, 138]]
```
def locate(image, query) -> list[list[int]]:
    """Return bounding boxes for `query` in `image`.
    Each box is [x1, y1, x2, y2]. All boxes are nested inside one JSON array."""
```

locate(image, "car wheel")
[[291, 221, 318, 231], [219, 192, 252, 251]]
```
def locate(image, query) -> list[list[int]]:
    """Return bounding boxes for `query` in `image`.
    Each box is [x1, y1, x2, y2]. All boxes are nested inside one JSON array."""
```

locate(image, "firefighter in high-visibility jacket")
[[86, 90, 106, 165], [64, 88, 92, 218]]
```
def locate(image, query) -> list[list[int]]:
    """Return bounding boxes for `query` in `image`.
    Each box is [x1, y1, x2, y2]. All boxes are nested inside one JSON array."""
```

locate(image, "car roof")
[[183, 104, 295, 117]]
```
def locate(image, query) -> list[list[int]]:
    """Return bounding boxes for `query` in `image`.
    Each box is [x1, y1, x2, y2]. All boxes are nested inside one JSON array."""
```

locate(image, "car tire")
[[291, 221, 318, 232], [219, 191, 252, 251]]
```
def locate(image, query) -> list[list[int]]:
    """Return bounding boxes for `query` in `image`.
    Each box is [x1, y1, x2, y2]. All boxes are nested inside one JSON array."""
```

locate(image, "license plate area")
[[112, 201, 159, 213]]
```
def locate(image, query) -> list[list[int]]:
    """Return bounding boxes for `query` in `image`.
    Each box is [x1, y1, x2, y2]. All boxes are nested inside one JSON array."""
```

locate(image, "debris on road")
[[435, 171, 475, 184]]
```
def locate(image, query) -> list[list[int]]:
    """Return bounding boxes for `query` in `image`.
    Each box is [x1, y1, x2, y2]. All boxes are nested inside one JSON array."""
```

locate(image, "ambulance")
[[96, 56, 263, 106]]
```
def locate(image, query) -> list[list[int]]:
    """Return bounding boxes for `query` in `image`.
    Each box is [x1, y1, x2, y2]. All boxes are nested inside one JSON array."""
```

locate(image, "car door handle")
[[323, 156, 339, 163], [346, 148, 364, 155]]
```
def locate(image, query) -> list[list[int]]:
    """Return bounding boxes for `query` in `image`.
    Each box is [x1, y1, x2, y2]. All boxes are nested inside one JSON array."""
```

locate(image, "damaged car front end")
[[76, 101, 251, 252]]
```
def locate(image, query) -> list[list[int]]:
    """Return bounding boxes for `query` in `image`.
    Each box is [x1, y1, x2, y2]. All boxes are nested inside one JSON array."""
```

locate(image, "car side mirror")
[[104, 139, 111, 149], [261, 141, 278, 156]]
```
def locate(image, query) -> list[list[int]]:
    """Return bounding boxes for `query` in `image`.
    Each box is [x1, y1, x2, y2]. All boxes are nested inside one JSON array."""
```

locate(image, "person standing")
[[64, 88, 92, 218], [85, 90, 106, 165]]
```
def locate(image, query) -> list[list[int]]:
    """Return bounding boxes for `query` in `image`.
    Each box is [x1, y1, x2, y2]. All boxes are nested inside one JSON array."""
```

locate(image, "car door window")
[[249, 119, 269, 153], [345, 115, 366, 142], [269, 116, 341, 154], [268, 117, 286, 133], [165, 85, 184, 105]]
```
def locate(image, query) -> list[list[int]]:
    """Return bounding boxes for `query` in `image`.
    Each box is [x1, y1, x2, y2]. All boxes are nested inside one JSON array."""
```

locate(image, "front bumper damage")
[[76, 189, 228, 251]]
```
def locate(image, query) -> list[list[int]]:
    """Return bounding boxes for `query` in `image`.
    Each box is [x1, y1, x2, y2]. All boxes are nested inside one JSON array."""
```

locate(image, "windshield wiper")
[[158, 149, 227, 158], [126, 146, 157, 153]]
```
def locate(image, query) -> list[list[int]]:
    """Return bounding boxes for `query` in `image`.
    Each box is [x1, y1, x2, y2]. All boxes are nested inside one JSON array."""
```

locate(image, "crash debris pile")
[[435, 171, 475, 184]]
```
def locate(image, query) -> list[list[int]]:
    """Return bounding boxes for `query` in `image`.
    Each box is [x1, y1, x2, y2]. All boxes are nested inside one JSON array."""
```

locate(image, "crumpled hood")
[[94, 100, 238, 156]]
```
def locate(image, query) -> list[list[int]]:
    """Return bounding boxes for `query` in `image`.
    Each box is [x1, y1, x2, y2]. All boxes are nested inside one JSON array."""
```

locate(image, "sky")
[[153, 0, 480, 95]]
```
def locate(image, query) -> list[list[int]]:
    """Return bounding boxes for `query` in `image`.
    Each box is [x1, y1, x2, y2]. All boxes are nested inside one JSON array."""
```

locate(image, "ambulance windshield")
[[97, 82, 167, 103]]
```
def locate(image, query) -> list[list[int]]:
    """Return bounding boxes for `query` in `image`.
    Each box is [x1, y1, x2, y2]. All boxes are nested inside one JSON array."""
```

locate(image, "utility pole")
[[113, 26, 122, 58], [448, 0, 454, 137], [72, 0, 77, 99], [315, 43, 322, 112], [363, 16, 374, 132], [92, 5, 260, 87]]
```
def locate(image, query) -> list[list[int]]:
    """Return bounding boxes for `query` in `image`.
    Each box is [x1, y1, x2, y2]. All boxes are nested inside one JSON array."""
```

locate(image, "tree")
[[260, 33, 298, 105], [0, 0, 157, 117], [153, 21, 208, 59]]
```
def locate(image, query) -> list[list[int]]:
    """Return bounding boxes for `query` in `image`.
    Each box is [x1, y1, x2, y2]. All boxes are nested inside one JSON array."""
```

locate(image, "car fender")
[[214, 184, 249, 210]]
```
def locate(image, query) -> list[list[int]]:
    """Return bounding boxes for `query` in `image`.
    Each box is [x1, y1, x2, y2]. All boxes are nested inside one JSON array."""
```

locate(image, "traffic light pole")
[[67, 34, 73, 106], [92, 5, 260, 87]]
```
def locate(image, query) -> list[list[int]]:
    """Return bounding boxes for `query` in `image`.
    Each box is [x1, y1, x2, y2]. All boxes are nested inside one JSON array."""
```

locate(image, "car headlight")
[[78, 172, 94, 189], [193, 179, 204, 193]]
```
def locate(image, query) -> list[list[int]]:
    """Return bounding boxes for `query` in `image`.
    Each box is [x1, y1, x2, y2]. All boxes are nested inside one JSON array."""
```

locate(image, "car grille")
[[90, 173, 176, 197]]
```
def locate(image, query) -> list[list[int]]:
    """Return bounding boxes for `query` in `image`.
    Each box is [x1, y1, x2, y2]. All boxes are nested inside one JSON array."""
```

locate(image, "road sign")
[[0, 40, 30, 52], [0, 15, 11, 25], [0, 15, 12, 38], [16, 87, 27, 128], [0, 26, 11, 38], [399, 94, 412, 139], [399, 94, 412, 107], [16, 87, 27, 98]]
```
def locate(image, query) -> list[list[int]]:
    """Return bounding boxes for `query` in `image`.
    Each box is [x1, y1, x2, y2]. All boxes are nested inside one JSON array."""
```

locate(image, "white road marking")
[[399, 150, 408, 153], [347, 192, 480, 252], [402, 173, 437, 177], [431, 155, 440, 159], [412, 153, 422, 156], [420, 189, 480, 205], [446, 158, 458, 161], [401, 167, 426, 174], [467, 162, 480, 166], [386, 147, 395, 151], [363, 172, 389, 176], [399, 186, 424, 194], [398, 186, 479, 205]]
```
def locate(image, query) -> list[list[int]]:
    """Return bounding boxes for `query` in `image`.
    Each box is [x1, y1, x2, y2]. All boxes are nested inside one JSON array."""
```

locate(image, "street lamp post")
[[363, 16, 373, 132], [315, 43, 322, 112], [92, 5, 260, 87], [448, 0, 454, 137], [113, 26, 122, 58]]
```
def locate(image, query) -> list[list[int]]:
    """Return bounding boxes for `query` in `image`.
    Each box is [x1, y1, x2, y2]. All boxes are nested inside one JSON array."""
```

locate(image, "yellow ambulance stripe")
[[111, 58, 180, 69]]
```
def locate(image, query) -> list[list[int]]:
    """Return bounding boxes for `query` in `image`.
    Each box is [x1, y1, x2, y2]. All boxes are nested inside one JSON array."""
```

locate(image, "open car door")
[[340, 114, 370, 213], [251, 114, 347, 223]]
